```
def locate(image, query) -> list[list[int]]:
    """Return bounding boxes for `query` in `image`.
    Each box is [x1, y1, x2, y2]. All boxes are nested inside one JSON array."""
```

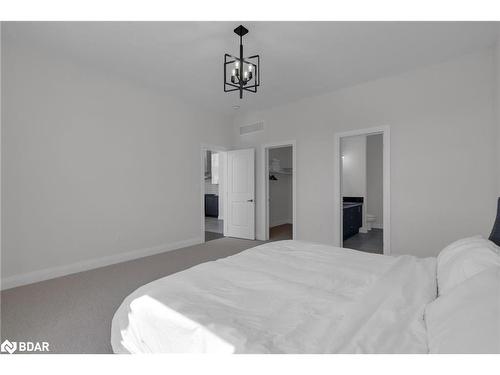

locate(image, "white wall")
[[495, 36, 500, 196], [1, 40, 233, 286], [269, 146, 292, 227], [234, 50, 498, 257], [341, 135, 366, 198], [0, 23, 3, 292], [366, 134, 383, 228]]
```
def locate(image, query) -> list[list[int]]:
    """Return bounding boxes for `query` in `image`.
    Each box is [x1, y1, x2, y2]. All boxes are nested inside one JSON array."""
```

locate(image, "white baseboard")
[[1, 237, 203, 291], [372, 224, 384, 229]]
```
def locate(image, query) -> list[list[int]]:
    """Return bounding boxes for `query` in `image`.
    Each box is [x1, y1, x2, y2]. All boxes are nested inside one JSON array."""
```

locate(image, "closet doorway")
[[264, 141, 296, 241]]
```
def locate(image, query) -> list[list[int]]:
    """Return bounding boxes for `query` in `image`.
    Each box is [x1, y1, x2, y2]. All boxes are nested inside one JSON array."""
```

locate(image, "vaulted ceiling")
[[4, 21, 499, 114]]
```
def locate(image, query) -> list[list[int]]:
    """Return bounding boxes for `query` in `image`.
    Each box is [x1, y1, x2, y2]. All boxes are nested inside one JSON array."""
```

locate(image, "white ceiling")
[[4, 21, 500, 115]]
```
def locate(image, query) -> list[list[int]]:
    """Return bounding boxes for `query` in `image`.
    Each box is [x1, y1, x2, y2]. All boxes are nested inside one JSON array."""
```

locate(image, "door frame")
[[334, 126, 391, 255], [200, 144, 228, 243], [262, 141, 297, 241]]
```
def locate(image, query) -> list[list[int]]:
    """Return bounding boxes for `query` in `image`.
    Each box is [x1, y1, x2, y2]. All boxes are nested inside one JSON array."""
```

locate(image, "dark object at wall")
[[343, 196, 364, 203], [489, 197, 500, 246], [343, 197, 363, 241], [205, 194, 219, 217]]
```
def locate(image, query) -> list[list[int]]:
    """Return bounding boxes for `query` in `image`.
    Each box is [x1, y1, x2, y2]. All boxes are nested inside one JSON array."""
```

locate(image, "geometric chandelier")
[[224, 25, 260, 99]]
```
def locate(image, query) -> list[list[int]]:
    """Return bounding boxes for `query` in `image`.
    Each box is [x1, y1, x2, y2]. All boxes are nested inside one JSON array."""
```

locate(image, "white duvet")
[[111, 240, 437, 353]]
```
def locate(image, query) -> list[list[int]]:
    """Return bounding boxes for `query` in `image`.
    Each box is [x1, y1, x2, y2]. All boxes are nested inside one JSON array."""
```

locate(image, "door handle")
[[247, 199, 254, 202]]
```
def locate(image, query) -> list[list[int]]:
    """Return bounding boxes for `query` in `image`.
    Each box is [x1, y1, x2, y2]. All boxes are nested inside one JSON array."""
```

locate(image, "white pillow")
[[425, 266, 500, 354], [437, 236, 500, 296]]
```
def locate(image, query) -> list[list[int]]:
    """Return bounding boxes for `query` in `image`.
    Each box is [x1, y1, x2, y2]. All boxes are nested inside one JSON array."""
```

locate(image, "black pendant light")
[[224, 25, 260, 99]]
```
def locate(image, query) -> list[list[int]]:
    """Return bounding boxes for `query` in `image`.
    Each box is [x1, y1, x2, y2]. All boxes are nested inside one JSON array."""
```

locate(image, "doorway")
[[203, 147, 256, 241], [264, 142, 296, 241], [334, 127, 390, 255], [201, 146, 226, 242]]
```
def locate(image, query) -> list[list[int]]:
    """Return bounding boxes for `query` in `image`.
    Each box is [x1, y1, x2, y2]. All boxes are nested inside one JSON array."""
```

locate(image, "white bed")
[[111, 240, 437, 353]]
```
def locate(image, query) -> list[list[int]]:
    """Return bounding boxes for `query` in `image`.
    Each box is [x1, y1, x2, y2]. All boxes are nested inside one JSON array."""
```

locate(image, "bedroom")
[[1, 1, 500, 372]]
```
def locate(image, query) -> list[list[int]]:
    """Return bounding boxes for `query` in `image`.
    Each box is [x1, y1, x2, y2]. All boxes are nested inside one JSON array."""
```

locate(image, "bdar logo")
[[0, 339, 49, 353], [1, 339, 17, 354]]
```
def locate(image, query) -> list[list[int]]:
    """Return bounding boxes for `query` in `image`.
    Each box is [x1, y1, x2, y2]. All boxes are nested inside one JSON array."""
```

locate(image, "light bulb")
[[244, 71, 248, 78], [231, 69, 236, 76], [235, 61, 239, 68], [248, 64, 253, 72]]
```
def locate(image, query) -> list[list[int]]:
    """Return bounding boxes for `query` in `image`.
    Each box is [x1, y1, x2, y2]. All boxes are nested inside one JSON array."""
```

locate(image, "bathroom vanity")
[[343, 199, 363, 241]]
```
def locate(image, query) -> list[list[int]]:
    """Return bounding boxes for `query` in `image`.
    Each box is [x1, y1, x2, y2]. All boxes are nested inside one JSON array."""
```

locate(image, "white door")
[[225, 149, 255, 239]]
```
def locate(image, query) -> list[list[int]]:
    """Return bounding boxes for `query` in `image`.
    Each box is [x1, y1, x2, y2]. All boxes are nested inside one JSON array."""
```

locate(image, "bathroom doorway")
[[334, 127, 390, 255], [201, 146, 227, 242]]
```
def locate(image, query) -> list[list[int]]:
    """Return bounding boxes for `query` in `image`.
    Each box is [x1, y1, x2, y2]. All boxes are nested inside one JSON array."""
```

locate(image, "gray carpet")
[[0, 237, 262, 354]]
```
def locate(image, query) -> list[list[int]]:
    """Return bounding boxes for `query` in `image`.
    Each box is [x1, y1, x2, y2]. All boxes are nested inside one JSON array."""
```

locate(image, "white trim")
[[262, 141, 297, 241], [200, 144, 228, 242], [1, 237, 202, 290], [334, 126, 391, 255]]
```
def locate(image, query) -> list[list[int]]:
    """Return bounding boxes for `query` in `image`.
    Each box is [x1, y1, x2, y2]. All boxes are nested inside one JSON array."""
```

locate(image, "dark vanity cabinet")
[[205, 194, 219, 217], [343, 203, 362, 240]]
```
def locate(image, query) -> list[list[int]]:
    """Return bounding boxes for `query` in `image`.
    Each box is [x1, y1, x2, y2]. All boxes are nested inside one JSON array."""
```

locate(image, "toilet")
[[366, 214, 376, 231]]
